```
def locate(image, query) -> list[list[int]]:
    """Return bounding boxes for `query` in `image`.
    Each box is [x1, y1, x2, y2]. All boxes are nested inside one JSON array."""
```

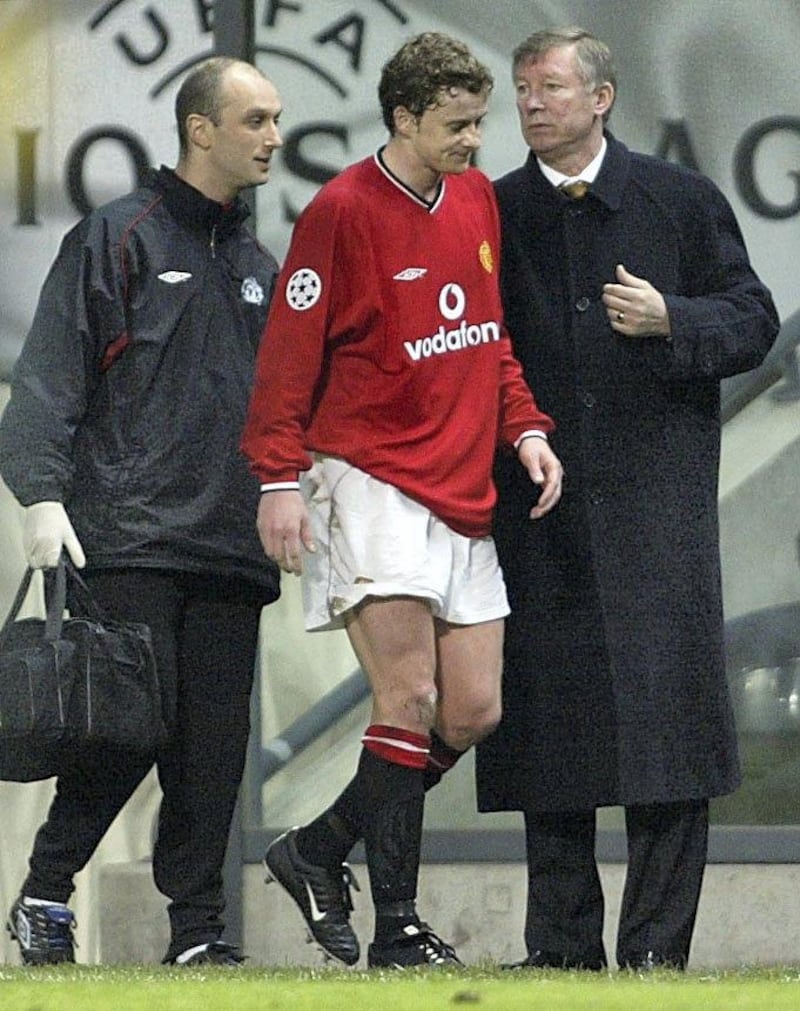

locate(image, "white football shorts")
[[299, 455, 510, 632]]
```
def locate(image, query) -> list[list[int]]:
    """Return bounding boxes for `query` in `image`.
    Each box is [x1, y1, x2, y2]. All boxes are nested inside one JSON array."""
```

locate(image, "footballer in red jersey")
[[243, 32, 562, 970]]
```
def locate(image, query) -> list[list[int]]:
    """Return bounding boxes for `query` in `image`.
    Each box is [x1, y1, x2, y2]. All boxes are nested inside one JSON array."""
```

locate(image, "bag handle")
[[43, 560, 68, 642], [0, 566, 38, 648], [0, 559, 71, 645], [59, 556, 108, 623], [0, 554, 109, 649]]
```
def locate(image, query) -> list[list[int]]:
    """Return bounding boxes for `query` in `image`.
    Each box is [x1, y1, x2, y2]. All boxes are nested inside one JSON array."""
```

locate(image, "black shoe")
[[169, 941, 246, 967], [6, 896, 76, 965], [264, 827, 360, 965], [502, 949, 606, 971], [367, 922, 462, 968], [620, 950, 686, 972]]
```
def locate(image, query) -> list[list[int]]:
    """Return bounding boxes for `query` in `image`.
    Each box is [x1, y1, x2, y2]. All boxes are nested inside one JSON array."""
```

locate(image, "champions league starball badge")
[[286, 267, 322, 311]]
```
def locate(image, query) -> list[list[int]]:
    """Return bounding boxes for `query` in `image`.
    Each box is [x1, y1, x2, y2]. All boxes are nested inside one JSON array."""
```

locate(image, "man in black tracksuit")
[[0, 57, 283, 966]]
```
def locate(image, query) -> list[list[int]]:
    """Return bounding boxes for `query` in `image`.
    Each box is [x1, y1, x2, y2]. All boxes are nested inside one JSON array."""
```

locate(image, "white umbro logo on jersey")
[[393, 267, 428, 280], [158, 270, 192, 284], [286, 268, 322, 310]]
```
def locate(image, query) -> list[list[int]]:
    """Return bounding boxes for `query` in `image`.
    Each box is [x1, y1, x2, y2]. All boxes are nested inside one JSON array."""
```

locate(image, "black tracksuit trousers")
[[20, 568, 265, 961]]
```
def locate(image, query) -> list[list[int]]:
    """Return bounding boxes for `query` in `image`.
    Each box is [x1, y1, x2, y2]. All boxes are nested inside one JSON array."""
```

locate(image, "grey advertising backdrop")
[[0, 0, 798, 964]]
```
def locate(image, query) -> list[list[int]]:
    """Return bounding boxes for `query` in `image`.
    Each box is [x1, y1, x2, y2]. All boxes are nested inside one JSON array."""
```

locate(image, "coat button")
[[588, 489, 604, 506], [582, 392, 596, 408], [575, 297, 590, 312]]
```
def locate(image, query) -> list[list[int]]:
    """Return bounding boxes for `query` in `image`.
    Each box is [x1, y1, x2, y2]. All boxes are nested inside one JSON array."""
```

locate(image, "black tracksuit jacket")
[[0, 166, 280, 596]]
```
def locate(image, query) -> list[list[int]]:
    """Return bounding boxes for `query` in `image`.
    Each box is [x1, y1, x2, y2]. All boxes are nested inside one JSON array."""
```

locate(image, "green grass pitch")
[[2, 965, 800, 1010]]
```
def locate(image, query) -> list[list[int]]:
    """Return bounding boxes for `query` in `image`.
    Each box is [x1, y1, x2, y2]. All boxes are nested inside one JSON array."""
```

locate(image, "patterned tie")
[[559, 180, 590, 200]]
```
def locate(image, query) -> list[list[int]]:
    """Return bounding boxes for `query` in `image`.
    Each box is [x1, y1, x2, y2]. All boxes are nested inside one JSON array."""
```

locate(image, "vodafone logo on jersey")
[[439, 283, 466, 320], [404, 283, 500, 363]]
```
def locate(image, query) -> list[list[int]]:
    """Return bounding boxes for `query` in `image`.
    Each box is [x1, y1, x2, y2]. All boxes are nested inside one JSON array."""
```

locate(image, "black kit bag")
[[0, 556, 167, 781]]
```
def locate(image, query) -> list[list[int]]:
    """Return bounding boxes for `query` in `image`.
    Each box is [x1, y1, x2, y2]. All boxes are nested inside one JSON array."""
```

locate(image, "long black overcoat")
[[476, 135, 779, 812]]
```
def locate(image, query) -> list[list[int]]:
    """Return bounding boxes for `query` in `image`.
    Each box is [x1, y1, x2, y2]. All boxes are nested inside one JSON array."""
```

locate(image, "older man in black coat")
[[475, 27, 779, 971]]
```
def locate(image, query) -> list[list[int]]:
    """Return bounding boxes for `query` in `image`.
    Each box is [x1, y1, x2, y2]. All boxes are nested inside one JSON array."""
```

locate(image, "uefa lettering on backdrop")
[[1, 0, 798, 369]]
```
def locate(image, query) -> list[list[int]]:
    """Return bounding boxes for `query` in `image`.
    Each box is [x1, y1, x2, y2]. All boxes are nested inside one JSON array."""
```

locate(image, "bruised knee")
[[373, 681, 438, 735], [411, 685, 438, 728]]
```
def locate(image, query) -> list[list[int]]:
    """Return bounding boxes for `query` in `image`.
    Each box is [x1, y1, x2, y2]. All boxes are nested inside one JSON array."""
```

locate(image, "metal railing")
[[248, 666, 369, 808]]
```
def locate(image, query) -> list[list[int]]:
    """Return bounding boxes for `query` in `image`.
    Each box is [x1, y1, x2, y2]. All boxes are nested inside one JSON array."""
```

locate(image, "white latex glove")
[[23, 501, 86, 569]]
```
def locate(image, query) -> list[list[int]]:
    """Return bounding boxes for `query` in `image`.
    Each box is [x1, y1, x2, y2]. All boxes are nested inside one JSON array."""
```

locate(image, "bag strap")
[[0, 554, 111, 648], [0, 561, 67, 644], [0, 563, 70, 646], [0, 566, 38, 648], [43, 560, 68, 642], [60, 556, 108, 623]]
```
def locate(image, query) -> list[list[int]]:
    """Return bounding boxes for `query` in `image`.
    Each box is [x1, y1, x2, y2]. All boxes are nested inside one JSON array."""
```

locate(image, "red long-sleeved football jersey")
[[242, 154, 553, 538]]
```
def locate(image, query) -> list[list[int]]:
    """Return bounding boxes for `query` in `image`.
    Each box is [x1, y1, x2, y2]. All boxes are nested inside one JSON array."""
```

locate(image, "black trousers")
[[21, 568, 265, 960], [523, 799, 709, 968]]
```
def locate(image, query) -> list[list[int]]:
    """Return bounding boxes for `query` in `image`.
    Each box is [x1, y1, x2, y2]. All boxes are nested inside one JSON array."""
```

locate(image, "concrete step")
[[97, 859, 800, 968]]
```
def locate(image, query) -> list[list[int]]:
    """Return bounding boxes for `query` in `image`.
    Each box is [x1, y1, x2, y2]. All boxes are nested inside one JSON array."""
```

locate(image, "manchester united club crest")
[[479, 240, 494, 273]]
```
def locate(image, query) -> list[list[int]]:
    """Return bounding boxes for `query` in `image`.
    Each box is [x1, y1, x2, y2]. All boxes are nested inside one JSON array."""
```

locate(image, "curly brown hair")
[[378, 32, 494, 134]]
